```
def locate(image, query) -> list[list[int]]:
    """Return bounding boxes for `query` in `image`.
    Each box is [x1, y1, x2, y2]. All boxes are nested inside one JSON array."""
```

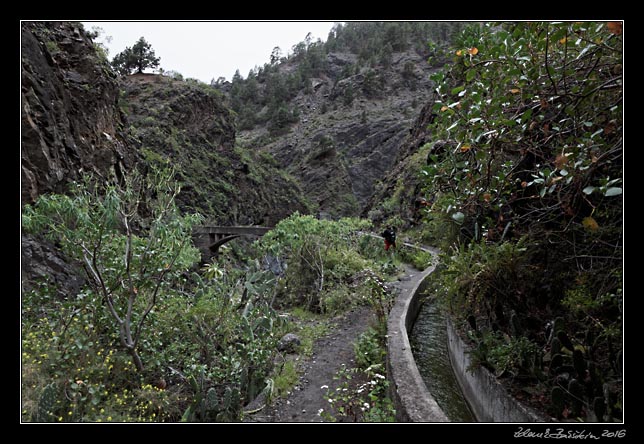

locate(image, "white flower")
[[363, 402, 370, 410], [320, 385, 328, 390], [317, 409, 324, 416], [374, 373, 385, 380]]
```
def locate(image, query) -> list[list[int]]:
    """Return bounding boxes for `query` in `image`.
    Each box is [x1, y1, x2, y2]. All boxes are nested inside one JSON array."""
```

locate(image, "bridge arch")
[[208, 234, 241, 252], [192, 226, 272, 262]]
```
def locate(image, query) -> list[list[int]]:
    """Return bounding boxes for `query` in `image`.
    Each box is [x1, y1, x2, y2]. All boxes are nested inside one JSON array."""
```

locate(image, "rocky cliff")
[[363, 97, 440, 226], [21, 21, 137, 297], [21, 21, 135, 204], [121, 74, 310, 225], [238, 48, 440, 218], [21, 22, 310, 297], [21, 21, 311, 226]]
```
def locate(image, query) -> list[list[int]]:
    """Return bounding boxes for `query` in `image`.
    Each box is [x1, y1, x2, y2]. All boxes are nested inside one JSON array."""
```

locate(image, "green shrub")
[[354, 327, 385, 371], [22, 169, 202, 374], [272, 360, 299, 399], [436, 238, 532, 323], [259, 213, 375, 312], [22, 170, 284, 422], [396, 246, 434, 271], [469, 331, 539, 377]]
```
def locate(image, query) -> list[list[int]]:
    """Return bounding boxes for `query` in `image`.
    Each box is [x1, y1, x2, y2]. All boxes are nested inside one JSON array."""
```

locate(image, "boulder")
[[277, 333, 301, 353]]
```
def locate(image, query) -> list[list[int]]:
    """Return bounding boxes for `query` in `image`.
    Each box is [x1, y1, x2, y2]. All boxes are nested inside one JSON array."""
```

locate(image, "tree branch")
[[123, 214, 136, 349], [80, 242, 123, 325], [544, 24, 559, 96], [133, 236, 188, 348]]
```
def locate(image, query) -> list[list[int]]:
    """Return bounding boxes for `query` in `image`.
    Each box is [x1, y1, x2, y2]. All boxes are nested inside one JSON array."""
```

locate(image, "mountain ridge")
[[222, 22, 458, 218]]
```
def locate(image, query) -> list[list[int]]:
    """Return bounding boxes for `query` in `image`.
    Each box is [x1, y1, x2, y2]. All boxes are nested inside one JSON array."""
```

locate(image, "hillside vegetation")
[[21, 21, 428, 423], [220, 22, 466, 218], [224, 22, 465, 134], [121, 73, 311, 225], [409, 22, 622, 421], [22, 169, 415, 421], [21, 21, 622, 424]]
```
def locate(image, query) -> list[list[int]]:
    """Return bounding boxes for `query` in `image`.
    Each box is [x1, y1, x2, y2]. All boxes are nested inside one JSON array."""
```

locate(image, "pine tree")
[[111, 37, 161, 75]]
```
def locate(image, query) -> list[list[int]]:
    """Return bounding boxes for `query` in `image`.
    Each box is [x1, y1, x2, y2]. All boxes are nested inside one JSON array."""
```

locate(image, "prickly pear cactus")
[[550, 337, 562, 356], [32, 382, 59, 422], [557, 330, 574, 352], [206, 387, 219, 412], [568, 379, 585, 417], [550, 353, 564, 373], [572, 349, 587, 377], [551, 386, 566, 417]]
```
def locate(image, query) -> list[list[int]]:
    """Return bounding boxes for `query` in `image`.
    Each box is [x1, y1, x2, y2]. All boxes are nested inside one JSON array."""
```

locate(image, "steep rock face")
[[21, 233, 85, 299], [20, 22, 307, 298], [21, 21, 137, 297], [363, 96, 439, 226], [122, 74, 310, 225], [21, 21, 135, 204], [240, 49, 439, 218]]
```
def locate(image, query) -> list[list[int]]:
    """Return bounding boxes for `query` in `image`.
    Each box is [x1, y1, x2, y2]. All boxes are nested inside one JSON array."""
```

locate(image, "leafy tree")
[[111, 50, 132, 76], [402, 61, 417, 90], [212, 76, 227, 86], [384, 23, 406, 51], [305, 40, 327, 75], [111, 37, 161, 75], [268, 105, 298, 135], [362, 69, 383, 98], [424, 21, 622, 421], [241, 74, 259, 103], [232, 69, 243, 83], [23, 169, 201, 373], [237, 106, 257, 130], [85, 25, 112, 61], [291, 41, 307, 61], [21, 171, 289, 422], [379, 43, 393, 68]]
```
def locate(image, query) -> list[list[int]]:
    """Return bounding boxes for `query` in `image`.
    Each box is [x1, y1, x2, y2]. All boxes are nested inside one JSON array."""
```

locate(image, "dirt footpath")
[[245, 263, 425, 423]]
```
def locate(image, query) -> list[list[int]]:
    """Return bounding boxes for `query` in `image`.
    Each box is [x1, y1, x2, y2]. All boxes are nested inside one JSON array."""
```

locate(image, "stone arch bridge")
[[193, 225, 273, 262]]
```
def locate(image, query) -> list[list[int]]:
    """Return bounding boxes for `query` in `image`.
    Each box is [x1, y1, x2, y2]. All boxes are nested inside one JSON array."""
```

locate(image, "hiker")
[[382, 226, 397, 251]]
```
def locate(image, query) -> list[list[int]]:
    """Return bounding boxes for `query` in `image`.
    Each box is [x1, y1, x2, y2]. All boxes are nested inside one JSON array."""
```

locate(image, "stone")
[[21, 233, 85, 299], [277, 333, 301, 353]]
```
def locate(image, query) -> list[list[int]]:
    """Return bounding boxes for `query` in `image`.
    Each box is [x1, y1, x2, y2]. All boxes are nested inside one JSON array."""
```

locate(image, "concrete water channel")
[[409, 298, 474, 422], [386, 246, 547, 422]]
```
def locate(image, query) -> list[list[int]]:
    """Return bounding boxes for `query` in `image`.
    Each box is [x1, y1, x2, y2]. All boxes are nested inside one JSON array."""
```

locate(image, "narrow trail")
[[244, 260, 431, 423]]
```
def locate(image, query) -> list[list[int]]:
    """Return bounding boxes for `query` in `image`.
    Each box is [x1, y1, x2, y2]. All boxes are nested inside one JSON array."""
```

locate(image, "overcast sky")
[[82, 21, 337, 83]]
